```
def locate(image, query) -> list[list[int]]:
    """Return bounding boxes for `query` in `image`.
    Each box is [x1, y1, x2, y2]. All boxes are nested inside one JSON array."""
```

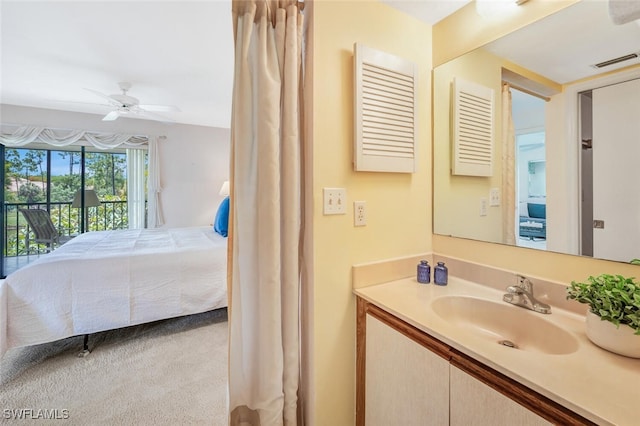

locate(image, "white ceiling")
[[3, 1, 636, 130], [1, 1, 235, 128]]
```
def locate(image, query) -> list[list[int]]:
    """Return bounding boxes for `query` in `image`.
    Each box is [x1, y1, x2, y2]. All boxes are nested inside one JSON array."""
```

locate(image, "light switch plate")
[[323, 188, 346, 215], [489, 187, 501, 206]]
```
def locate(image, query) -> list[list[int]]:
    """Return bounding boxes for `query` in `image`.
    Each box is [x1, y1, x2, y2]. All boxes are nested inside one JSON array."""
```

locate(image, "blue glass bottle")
[[434, 261, 448, 286], [417, 260, 430, 284]]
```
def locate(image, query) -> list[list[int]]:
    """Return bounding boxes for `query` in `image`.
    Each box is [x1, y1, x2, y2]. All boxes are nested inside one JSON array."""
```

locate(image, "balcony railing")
[[4, 200, 129, 257]]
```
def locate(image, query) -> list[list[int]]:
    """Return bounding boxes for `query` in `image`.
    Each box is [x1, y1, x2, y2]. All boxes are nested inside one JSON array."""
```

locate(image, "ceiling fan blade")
[[139, 104, 181, 112], [102, 111, 120, 121], [84, 88, 120, 106]]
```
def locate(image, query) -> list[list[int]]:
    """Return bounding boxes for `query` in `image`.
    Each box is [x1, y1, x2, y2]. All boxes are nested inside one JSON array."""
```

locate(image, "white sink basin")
[[430, 295, 579, 355]]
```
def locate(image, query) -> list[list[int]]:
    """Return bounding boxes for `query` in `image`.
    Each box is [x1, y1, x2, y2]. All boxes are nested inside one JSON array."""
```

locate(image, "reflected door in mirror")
[[590, 78, 640, 263]]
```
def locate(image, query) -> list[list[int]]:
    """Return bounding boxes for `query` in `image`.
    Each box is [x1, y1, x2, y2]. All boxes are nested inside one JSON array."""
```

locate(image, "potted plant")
[[567, 273, 640, 358]]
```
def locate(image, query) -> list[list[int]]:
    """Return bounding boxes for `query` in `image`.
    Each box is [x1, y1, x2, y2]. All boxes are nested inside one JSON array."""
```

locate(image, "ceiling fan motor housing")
[[111, 82, 138, 107], [111, 94, 139, 107]]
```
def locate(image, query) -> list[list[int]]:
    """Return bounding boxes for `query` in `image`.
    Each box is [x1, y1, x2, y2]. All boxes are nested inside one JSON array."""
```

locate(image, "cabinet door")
[[450, 365, 551, 426], [365, 314, 449, 426]]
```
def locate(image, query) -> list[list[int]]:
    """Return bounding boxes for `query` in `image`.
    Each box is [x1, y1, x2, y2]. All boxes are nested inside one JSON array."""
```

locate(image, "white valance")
[[0, 125, 148, 149]]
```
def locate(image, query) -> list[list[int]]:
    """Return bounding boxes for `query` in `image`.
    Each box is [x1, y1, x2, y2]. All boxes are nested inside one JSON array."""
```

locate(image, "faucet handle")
[[506, 285, 523, 295], [516, 274, 533, 292], [505, 274, 551, 314]]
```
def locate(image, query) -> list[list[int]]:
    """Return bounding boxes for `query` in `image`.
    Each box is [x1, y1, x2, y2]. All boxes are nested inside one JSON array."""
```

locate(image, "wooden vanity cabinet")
[[363, 308, 450, 425], [356, 297, 595, 426]]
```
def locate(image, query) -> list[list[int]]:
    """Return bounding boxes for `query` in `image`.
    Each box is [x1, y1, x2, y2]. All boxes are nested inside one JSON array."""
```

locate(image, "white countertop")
[[354, 276, 640, 426]]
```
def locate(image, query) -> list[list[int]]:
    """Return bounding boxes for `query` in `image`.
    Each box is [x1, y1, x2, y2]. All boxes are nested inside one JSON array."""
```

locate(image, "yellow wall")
[[309, 0, 432, 424]]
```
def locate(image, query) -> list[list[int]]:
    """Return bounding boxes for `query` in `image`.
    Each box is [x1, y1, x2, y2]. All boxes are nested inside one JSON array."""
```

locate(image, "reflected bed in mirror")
[[433, 0, 640, 264]]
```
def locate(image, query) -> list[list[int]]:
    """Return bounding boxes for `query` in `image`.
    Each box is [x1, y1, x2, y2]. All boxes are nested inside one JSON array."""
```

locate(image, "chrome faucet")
[[503, 275, 551, 314]]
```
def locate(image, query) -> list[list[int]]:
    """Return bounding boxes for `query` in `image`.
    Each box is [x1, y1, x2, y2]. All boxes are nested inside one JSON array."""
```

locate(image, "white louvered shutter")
[[354, 43, 417, 173], [452, 77, 494, 176]]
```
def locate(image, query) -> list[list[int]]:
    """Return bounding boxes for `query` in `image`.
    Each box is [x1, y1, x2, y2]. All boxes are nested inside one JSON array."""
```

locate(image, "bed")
[[0, 226, 228, 356], [519, 202, 546, 240]]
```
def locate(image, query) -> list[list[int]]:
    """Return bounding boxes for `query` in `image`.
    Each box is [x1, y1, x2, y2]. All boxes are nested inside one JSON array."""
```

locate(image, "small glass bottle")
[[434, 261, 448, 286], [417, 260, 430, 284]]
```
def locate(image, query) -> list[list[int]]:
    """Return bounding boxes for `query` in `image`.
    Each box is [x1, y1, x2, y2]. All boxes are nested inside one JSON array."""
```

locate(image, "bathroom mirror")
[[433, 0, 640, 264]]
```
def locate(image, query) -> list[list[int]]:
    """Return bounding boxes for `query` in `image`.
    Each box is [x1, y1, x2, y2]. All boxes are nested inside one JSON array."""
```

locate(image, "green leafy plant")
[[567, 274, 640, 335]]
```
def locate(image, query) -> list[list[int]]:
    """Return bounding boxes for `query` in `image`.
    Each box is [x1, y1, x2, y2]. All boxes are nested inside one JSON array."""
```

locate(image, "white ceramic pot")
[[586, 310, 640, 358]]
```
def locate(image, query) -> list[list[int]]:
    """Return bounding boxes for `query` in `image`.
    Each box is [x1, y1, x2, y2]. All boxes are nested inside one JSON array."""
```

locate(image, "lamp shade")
[[72, 189, 101, 208], [219, 180, 230, 197]]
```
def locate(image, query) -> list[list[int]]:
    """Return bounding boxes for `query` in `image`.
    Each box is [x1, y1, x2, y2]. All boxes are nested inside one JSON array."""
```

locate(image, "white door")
[[592, 78, 640, 262]]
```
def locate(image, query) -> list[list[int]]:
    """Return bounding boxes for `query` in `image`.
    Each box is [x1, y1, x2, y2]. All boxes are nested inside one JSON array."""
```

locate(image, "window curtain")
[[228, 1, 304, 425], [146, 137, 164, 228], [502, 83, 516, 244], [126, 148, 146, 229]]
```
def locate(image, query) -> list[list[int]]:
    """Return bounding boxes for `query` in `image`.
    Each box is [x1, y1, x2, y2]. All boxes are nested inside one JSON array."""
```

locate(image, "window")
[[2, 145, 147, 274]]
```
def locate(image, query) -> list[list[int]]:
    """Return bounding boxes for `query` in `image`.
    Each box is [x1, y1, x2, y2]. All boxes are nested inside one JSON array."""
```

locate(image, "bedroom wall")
[[0, 104, 229, 228], [308, 1, 432, 424]]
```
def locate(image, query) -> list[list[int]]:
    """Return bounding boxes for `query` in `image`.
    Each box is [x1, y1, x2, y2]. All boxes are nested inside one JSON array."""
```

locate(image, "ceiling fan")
[[84, 82, 180, 123]]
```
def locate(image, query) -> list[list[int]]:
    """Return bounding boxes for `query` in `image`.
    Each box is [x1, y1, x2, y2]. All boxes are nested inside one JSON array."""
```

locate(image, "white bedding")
[[0, 226, 227, 356]]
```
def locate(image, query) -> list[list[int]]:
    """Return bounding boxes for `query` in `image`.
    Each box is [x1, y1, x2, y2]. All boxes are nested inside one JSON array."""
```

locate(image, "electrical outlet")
[[480, 198, 488, 216], [354, 201, 366, 226], [490, 187, 501, 206], [323, 188, 346, 215]]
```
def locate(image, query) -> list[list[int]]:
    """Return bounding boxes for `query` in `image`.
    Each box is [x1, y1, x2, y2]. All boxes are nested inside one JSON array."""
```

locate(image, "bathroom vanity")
[[353, 260, 640, 426]]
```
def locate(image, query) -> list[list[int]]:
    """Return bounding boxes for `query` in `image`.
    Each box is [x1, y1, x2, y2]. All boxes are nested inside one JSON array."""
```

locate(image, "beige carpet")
[[0, 308, 229, 425]]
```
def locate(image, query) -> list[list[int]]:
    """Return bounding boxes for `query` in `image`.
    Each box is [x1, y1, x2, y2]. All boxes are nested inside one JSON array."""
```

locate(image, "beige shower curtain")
[[228, 1, 304, 425], [502, 83, 516, 245]]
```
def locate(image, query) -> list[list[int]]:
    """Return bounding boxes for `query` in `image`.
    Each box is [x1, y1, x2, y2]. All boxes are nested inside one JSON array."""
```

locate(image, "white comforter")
[[0, 226, 227, 356]]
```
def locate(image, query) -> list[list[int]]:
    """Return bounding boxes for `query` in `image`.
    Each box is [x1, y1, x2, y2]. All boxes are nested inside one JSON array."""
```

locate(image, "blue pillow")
[[214, 196, 230, 237]]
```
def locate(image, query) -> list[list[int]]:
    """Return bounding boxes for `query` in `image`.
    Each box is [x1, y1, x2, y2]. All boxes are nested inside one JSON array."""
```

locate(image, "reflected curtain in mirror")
[[501, 83, 516, 245]]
